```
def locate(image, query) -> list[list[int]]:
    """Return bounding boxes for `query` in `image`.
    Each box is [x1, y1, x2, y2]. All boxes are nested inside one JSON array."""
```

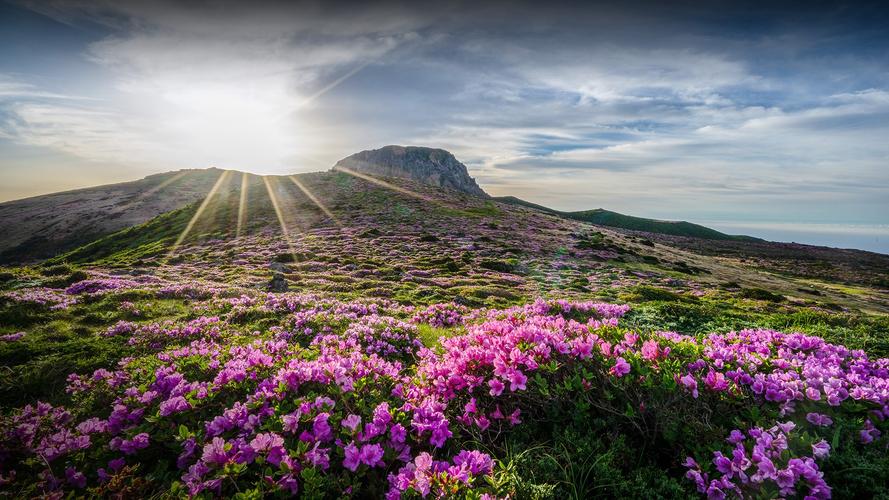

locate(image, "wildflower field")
[[1, 172, 888, 498]]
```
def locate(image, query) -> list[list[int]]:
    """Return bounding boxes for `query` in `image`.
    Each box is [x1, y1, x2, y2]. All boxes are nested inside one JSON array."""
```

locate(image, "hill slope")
[[0, 169, 230, 264], [493, 196, 755, 240], [27, 168, 888, 314]]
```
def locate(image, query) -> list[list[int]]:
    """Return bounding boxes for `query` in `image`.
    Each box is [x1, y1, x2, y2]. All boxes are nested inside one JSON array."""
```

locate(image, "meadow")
[[1, 171, 887, 499]]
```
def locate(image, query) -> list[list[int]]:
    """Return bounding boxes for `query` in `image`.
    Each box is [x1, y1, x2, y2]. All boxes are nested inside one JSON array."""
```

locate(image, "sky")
[[1, 0, 888, 236]]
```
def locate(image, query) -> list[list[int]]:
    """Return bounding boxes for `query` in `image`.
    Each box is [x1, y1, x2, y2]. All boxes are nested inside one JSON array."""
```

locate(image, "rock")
[[268, 273, 289, 292], [332, 145, 487, 197], [269, 262, 290, 273]]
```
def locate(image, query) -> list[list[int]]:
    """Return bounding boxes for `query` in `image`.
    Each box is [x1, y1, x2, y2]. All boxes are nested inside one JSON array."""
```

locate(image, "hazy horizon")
[[1, 0, 888, 251]]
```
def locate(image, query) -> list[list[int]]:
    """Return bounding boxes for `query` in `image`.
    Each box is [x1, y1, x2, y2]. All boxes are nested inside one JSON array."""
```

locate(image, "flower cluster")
[[1, 288, 77, 310], [0, 296, 886, 499], [65, 278, 140, 296], [411, 303, 469, 328], [685, 422, 831, 499]]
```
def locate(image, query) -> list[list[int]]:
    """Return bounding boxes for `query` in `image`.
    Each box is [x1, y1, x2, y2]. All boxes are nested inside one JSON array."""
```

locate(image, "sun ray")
[[297, 60, 372, 109], [168, 169, 231, 258], [263, 176, 299, 261], [332, 165, 432, 202], [289, 175, 340, 225], [236, 171, 250, 237]]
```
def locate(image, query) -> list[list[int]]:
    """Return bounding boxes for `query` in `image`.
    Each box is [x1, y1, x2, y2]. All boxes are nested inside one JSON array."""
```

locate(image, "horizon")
[[1, 0, 888, 252]]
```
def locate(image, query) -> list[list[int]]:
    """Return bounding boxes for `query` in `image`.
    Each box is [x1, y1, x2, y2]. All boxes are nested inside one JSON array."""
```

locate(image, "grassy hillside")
[[1, 171, 889, 498], [493, 195, 757, 241]]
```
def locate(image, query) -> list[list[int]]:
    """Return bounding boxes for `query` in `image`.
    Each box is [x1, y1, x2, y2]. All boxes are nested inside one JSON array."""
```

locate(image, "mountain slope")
[[27, 168, 887, 314], [494, 195, 756, 241], [0, 169, 230, 264]]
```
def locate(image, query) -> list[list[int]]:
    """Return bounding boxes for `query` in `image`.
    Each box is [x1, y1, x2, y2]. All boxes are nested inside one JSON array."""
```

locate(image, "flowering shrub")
[[685, 422, 832, 498], [0, 296, 886, 498], [1, 288, 77, 310], [65, 278, 140, 296], [411, 303, 469, 328]]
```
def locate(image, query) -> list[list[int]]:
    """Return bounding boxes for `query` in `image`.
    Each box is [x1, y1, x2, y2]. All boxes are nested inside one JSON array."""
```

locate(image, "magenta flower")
[[359, 443, 385, 467]]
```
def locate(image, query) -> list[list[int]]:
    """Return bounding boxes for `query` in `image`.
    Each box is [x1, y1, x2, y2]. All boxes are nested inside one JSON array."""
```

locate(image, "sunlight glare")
[[263, 176, 299, 261], [237, 171, 250, 237], [167, 169, 232, 258], [289, 175, 339, 225]]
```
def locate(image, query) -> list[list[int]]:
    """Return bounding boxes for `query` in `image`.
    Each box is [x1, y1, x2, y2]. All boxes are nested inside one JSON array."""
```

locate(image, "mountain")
[[494, 196, 757, 241], [332, 145, 488, 197], [0, 169, 230, 263]]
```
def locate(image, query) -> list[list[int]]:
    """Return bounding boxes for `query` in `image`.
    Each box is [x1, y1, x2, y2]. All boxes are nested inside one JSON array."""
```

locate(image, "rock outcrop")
[[333, 146, 487, 197]]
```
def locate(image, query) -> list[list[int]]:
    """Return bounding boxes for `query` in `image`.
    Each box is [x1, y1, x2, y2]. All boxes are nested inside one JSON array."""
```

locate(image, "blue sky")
[[1, 0, 887, 228]]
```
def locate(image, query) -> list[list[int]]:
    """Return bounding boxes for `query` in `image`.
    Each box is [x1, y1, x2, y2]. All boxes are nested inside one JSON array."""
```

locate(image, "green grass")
[[493, 196, 756, 241]]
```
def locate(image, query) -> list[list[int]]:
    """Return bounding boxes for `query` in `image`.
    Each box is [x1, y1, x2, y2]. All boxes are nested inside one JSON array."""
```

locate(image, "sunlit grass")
[[289, 175, 339, 225], [237, 171, 250, 237], [167, 169, 232, 258], [263, 176, 299, 262]]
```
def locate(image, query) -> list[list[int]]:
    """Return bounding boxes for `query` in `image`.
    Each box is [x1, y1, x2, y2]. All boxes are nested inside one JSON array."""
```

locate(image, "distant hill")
[[493, 196, 757, 241]]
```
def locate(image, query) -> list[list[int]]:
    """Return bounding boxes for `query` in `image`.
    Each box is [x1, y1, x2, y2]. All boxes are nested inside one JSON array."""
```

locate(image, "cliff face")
[[333, 145, 488, 197]]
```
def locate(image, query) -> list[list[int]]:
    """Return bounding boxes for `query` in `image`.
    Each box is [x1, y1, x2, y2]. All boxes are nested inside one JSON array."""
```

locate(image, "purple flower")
[[806, 412, 833, 427], [775, 468, 796, 489], [389, 423, 407, 444], [679, 374, 699, 398], [65, 467, 86, 488], [202, 437, 229, 466], [726, 430, 745, 445], [119, 433, 150, 455], [159, 396, 191, 416], [313, 413, 332, 442], [343, 442, 360, 471], [341, 414, 361, 432], [812, 440, 830, 459], [359, 443, 385, 467]]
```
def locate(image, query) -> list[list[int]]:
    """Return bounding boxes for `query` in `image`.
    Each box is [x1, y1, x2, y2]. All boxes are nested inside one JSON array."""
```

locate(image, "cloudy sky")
[[1, 0, 888, 229]]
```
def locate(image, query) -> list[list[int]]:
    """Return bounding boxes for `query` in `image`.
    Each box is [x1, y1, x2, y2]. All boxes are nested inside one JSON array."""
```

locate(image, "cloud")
[[1, 0, 888, 223]]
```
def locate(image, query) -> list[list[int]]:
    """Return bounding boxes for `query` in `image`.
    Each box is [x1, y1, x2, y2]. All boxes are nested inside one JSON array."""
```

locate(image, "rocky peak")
[[332, 145, 488, 197]]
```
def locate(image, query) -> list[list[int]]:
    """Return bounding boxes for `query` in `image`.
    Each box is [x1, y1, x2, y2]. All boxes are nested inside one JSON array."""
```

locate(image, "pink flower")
[[679, 374, 699, 398], [610, 357, 631, 378], [640, 340, 659, 360], [506, 369, 527, 392], [488, 378, 505, 396]]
